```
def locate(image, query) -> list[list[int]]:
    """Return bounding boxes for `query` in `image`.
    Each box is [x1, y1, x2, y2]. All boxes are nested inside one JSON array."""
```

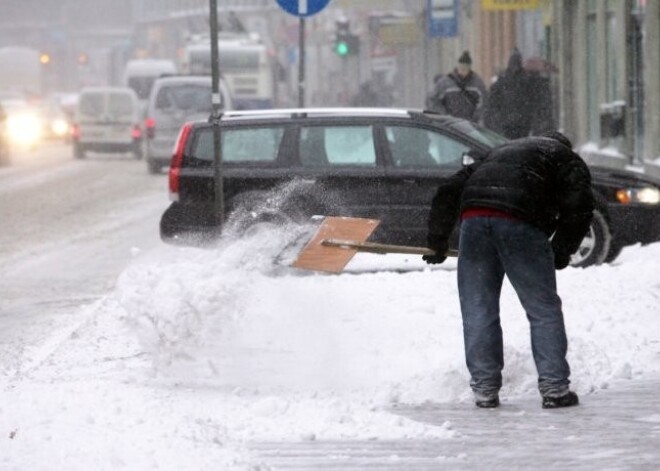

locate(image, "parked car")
[[160, 108, 660, 268], [144, 75, 232, 174], [72, 87, 143, 160]]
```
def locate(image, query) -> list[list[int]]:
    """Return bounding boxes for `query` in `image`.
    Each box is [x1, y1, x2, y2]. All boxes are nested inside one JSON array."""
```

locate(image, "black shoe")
[[475, 396, 500, 408], [542, 391, 579, 409]]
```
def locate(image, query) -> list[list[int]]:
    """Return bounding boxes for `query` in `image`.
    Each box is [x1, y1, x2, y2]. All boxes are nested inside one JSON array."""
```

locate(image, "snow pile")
[[116, 223, 660, 407]]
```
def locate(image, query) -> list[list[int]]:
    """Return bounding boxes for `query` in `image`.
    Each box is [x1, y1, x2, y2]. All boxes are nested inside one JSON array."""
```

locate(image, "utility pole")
[[298, 17, 306, 107], [209, 0, 224, 228]]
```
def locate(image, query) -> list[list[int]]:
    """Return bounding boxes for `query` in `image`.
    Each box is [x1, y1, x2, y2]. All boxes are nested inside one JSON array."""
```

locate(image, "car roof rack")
[[220, 107, 413, 120]]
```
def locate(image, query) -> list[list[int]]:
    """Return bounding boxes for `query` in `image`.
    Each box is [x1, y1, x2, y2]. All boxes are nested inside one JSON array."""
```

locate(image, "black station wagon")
[[161, 108, 660, 268]]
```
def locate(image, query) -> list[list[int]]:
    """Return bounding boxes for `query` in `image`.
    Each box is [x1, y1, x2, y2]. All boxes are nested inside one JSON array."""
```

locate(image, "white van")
[[144, 75, 232, 173], [123, 59, 177, 111], [72, 87, 143, 159]]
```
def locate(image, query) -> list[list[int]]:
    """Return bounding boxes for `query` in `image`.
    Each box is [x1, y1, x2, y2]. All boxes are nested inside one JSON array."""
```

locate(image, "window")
[[79, 93, 104, 117], [156, 85, 214, 113], [107, 93, 135, 120], [385, 126, 469, 168], [128, 76, 156, 100], [299, 126, 376, 167], [193, 127, 284, 162]]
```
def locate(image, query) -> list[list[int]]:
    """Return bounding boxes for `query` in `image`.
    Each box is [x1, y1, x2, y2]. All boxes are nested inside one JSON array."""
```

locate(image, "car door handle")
[[300, 178, 316, 184], [403, 178, 418, 184]]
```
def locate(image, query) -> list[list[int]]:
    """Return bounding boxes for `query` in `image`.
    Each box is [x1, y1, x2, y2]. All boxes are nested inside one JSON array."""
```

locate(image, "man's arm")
[[427, 165, 475, 248], [551, 155, 595, 265]]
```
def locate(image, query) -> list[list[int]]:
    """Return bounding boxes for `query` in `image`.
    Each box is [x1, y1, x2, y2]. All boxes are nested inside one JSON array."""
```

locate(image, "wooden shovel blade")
[[292, 216, 380, 273]]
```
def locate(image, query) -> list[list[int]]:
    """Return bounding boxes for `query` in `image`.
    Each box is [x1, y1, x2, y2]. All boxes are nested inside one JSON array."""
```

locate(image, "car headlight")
[[51, 118, 70, 137], [7, 113, 43, 146], [616, 187, 660, 205]]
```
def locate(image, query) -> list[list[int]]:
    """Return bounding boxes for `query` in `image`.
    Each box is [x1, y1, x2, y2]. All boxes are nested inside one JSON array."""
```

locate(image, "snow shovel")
[[292, 216, 457, 273]]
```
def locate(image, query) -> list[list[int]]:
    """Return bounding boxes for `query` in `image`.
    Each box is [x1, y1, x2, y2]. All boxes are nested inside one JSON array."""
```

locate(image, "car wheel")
[[569, 209, 611, 268], [603, 241, 625, 264], [73, 143, 86, 159]]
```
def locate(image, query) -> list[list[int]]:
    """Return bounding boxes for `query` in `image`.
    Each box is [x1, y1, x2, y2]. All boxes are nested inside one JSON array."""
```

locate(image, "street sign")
[[428, 0, 458, 38], [275, 0, 331, 17]]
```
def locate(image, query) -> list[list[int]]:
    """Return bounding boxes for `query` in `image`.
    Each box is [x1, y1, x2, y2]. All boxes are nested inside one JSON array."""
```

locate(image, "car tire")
[[569, 209, 611, 268], [73, 143, 86, 159], [603, 241, 625, 264]]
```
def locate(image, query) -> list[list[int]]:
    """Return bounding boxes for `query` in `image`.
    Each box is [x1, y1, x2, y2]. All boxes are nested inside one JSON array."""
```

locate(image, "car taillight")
[[145, 117, 155, 139], [71, 123, 80, 140], [131, 124, 142, 139], [169, 122, 193, 202]]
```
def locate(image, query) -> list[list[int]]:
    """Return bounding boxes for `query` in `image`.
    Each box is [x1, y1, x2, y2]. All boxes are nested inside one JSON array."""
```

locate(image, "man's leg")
[[458, 218, 505, 402], [492, 220, 572, 398]]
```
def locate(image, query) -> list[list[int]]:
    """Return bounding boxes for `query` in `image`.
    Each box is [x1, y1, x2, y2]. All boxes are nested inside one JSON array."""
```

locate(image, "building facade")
[[549, 0, 659, 169]]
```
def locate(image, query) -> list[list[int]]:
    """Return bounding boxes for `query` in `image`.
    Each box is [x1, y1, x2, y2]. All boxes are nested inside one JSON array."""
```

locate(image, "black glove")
[[423, 234, 448, 265], [554, 252, 571, 270]]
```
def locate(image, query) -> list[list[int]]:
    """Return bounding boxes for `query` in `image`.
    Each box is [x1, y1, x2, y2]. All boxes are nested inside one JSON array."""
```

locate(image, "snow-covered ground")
[[1, 218, 659, 469]]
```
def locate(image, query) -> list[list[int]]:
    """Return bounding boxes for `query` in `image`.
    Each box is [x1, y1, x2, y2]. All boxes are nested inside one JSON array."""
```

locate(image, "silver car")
[[72, 87, 143, 160], [144, 75, 232, 173]]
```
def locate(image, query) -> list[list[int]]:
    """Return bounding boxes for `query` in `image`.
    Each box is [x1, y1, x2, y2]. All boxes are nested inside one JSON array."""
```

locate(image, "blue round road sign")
[[275, 0, 331, 17]]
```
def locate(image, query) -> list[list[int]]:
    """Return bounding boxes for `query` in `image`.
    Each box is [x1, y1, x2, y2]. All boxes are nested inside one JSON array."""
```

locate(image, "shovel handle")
[[322, 239, 458, 257]]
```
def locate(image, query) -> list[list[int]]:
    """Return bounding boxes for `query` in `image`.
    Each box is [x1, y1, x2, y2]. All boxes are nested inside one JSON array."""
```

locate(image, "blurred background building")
[[0, 0, 657, 170]]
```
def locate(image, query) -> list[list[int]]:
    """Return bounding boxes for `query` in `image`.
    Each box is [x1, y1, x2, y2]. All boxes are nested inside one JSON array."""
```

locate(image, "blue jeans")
[[457, 216, 571, 398]]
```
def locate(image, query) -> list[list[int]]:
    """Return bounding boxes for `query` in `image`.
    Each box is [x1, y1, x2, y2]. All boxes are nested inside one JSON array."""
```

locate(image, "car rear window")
[[78, 93, 104, 117], [128, 77, 156, 100], [300, 126, 376, 167], [155, 84, 213, 113], [107, 93, 135, 120], [192, 126, 284, 162]]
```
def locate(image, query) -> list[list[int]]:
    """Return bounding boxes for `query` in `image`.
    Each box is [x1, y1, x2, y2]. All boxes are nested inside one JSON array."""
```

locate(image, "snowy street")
[[1, 143, 660, 470]]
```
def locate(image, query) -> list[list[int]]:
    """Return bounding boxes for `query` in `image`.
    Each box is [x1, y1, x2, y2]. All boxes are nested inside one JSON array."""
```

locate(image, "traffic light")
[[334, 20, 359, 57], [77, 52, 89, 65], [335, 38, 350, 56]]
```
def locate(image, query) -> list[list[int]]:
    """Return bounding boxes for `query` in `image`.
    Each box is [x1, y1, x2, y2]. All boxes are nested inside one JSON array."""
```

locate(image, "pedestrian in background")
[[423, 131, 594, 409], [485, 48, 556, 138], [426, 51, 488, 123]]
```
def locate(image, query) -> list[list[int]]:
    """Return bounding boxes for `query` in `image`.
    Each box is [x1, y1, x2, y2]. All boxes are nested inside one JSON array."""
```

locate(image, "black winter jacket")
[[428, 137, 594, 259]]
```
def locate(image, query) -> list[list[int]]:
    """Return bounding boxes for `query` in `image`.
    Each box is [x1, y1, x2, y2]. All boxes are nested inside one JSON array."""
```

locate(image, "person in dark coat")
[[423, 131, 594, 409], [426, 51, 488, 123], [485, 49, 557, 138], [484, 49, 533, 138], [527, 70, 556, 135]]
